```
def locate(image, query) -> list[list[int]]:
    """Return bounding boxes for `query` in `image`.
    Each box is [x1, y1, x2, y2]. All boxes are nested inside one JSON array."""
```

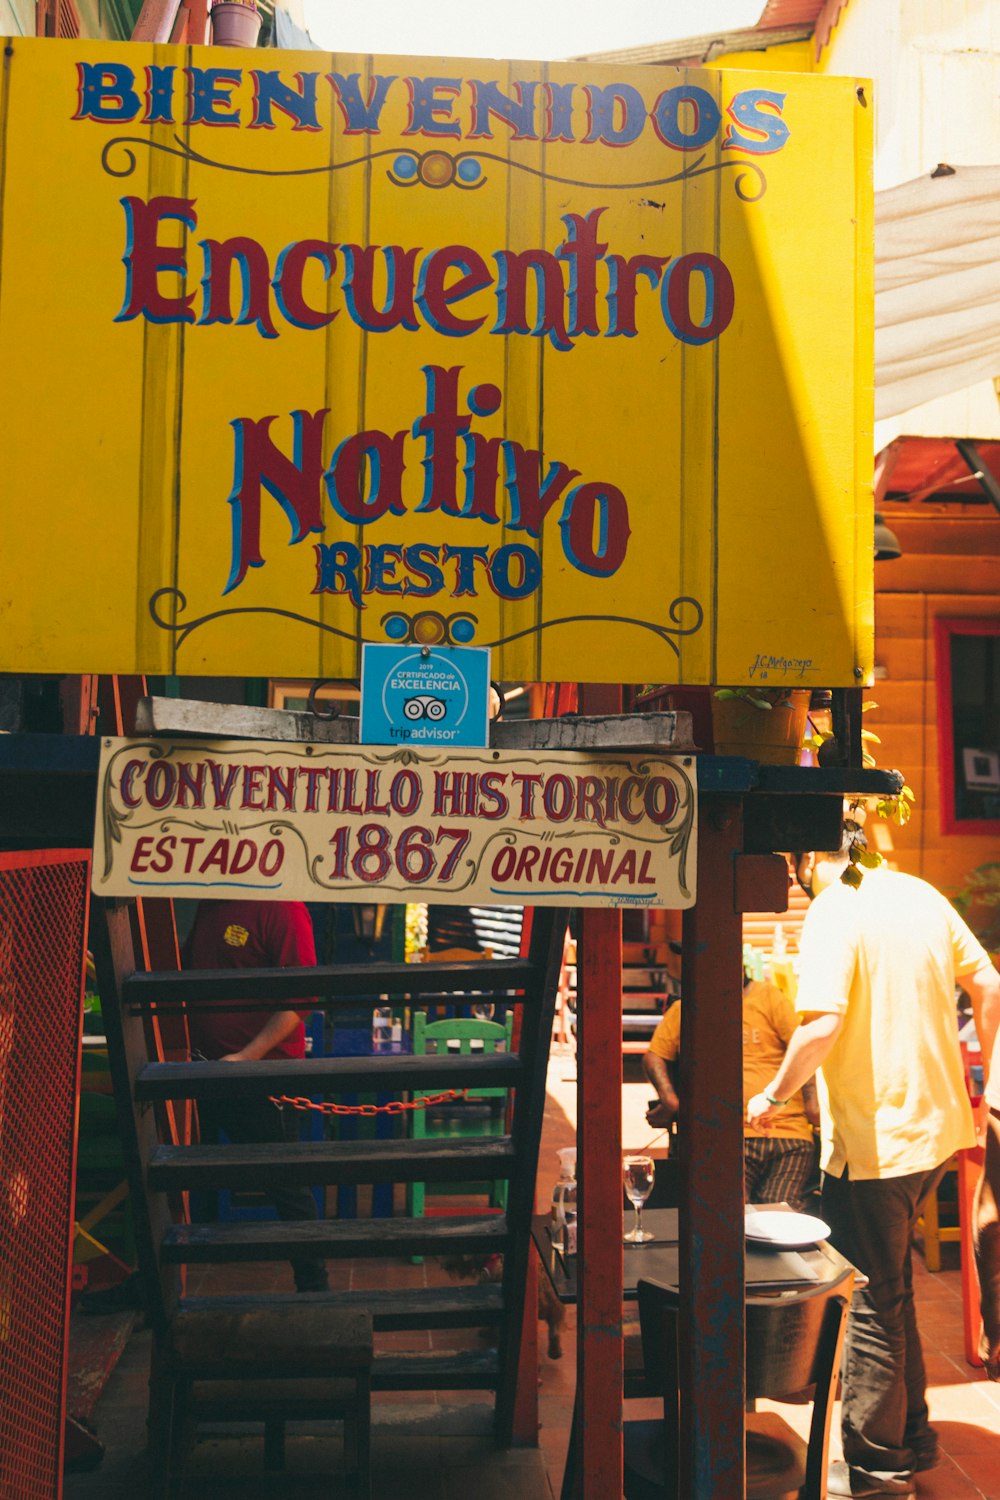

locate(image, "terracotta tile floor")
[[66, 1044, 1000, 1498]]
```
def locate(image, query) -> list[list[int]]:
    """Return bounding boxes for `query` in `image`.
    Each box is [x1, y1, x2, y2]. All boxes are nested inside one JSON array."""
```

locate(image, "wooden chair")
[[420, 944, 495, 963], [150, 1304, 373, 1498], [623, 1268, 853, 1500], [419, 944, 499, 1022], [407, 1013, 515, 1220], [958, 1139, 987, 1365], [915, 1154, 960, 1272]]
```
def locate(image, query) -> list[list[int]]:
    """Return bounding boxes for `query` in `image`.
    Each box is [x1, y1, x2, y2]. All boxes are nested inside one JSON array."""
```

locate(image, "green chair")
[[407, 1013, 514, 1222]]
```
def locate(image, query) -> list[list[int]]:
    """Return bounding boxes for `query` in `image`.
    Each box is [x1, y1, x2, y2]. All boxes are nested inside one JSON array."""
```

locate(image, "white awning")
[[875, 165, 1000, 421]]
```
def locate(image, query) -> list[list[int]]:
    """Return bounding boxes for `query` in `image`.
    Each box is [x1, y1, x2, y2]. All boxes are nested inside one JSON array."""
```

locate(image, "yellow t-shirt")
[[648, 981, 814, 1140], [795, 867, 989, 1180]]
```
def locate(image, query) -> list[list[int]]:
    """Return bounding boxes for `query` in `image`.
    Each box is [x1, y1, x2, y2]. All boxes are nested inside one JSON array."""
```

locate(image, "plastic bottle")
[[372, 997, 391, 1053], [550, 1147, 578, 1256]]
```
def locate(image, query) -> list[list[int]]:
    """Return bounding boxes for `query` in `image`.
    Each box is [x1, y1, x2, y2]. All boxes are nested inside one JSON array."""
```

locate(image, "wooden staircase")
[[620, 939, 679, 1054], [91, 901, 566, 1443]]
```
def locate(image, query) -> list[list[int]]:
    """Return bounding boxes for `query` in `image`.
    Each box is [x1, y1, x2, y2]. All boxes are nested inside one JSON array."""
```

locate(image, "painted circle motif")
[[392, 154, 419, 181], [420, 151, 455, 187], [412, 612, 447, 645], [450, 616, 476, 644], [456, 157, 482, 184], [383, 614, 410, 641]]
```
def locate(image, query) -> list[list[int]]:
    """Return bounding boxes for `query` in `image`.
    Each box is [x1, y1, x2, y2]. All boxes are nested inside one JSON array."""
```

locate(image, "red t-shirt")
[[184, 900, 317, 1060]]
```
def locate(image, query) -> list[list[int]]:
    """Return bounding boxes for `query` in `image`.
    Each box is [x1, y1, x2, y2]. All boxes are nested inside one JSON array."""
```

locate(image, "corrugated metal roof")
[[574, 24, 813, 66], [757, 0, 827, 26], [876, 435, 1000, 507], [576, 0, 850, 66], [759, 0, 852, 56]]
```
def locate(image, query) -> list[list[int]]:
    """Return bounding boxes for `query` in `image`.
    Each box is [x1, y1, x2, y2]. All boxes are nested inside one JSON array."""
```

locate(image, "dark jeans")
[[198, 1096, 329, 1293], [822, 1163, 946, 1480]]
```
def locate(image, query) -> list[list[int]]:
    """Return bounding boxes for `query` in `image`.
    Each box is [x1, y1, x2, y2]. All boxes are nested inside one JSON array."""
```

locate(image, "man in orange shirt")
[[645, 969, 819, 1209]]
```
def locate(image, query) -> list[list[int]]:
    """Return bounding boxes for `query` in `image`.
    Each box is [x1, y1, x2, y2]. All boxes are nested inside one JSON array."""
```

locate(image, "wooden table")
[[532, 1209, 858, 1304], [532, 1207, 861, 1500]]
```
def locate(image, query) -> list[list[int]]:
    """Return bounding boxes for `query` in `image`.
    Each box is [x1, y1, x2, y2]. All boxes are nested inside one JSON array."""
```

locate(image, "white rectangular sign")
[[94, 738, 697, 908]]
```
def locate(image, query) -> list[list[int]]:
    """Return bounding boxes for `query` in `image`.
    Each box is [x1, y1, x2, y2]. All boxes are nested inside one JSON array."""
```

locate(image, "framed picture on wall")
[[935, 617, 1000, 835], [962, 748, 1000, 790]]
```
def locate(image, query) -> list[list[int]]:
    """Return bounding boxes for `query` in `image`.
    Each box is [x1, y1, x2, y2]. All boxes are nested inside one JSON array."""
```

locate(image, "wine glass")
[[624, 1154, 655, 1244]]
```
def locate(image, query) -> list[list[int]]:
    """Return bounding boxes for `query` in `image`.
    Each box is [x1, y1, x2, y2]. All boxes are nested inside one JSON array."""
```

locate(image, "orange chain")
[[270, 1089, 469, 1118]]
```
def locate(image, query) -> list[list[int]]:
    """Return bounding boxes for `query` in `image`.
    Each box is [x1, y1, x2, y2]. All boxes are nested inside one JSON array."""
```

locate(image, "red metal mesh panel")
[[0, 850, 90, 1500]]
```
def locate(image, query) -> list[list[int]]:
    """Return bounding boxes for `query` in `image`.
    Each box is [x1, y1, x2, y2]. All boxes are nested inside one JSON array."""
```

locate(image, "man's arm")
[[644, 1049, 680, 1127], [220, 1009, 303, 1063], [962, 963, 1000, 1088], [747, 1011, 844, 1128]]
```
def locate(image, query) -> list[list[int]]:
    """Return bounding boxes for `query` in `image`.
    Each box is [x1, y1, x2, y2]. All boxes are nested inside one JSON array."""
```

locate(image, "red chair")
[[959, 1134, 986, 1367]]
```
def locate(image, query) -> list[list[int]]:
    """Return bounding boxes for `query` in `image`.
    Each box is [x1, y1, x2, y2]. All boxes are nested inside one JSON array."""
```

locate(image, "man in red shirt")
[[186, 899, 328, 1293]]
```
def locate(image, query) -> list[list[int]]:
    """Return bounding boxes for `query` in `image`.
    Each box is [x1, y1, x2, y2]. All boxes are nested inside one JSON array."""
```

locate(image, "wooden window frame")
[[935, 615, 1000, 837], [37, 0, 81, 37], [268, 678, 359, 715]]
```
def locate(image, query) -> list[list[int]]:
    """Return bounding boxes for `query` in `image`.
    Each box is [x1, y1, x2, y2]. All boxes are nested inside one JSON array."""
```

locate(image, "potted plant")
[[210, 0, 262, 48], [710, 686, 811, 764]]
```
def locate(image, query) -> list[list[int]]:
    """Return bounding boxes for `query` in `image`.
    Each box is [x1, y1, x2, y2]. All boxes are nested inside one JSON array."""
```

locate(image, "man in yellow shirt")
[[644, 973, 819, 1209], [748, 858, 1000, 1498]]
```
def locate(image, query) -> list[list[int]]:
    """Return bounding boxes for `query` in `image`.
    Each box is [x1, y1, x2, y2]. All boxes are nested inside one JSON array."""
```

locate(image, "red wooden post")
[[513, 906, 541, 1443], [679, 795, 746, 1498], [574, 683, 624, 1499], [577, 906, 624, 1498], [959, 1142, 986, 1366]]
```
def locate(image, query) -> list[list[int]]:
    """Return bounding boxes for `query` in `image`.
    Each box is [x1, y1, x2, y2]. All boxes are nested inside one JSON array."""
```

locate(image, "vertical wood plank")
[[577, 906, 623, 1500], [512, 906, 540, 1444], [573, 681, 624, 1498], [679, 795, 745, 1499], [496, 908, 566, 1444], [91, 900, 178, 1337]]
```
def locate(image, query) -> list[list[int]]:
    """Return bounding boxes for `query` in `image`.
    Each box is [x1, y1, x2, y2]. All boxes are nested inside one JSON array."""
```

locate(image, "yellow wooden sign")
[[94, 738, 698, 908], [0, 39, 873, 686]]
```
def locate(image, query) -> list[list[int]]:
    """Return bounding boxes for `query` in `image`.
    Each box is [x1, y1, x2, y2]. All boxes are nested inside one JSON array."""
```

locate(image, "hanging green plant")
[[840, 784, 916, 888]]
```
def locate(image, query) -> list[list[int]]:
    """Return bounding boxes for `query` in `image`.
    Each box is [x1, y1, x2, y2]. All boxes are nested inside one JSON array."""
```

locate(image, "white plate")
[[744, 1209, 831, 1248]]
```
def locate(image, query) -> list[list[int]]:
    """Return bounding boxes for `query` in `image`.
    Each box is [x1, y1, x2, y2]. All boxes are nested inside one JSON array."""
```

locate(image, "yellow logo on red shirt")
[[223, 924, 250, 948]]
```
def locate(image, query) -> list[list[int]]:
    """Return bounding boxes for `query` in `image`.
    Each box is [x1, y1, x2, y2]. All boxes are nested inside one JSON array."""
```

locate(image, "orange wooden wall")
[[869, 504, 1000, 898]]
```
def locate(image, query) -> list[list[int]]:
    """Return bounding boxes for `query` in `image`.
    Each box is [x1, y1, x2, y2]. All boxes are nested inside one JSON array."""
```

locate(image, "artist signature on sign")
[[748, 653, 816, 681]]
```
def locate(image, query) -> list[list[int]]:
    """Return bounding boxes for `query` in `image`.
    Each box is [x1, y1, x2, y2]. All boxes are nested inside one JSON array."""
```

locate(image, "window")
[[268, 679, 360, 716], [935, 617, 1000, 835], [36, 0, 80, 37]]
